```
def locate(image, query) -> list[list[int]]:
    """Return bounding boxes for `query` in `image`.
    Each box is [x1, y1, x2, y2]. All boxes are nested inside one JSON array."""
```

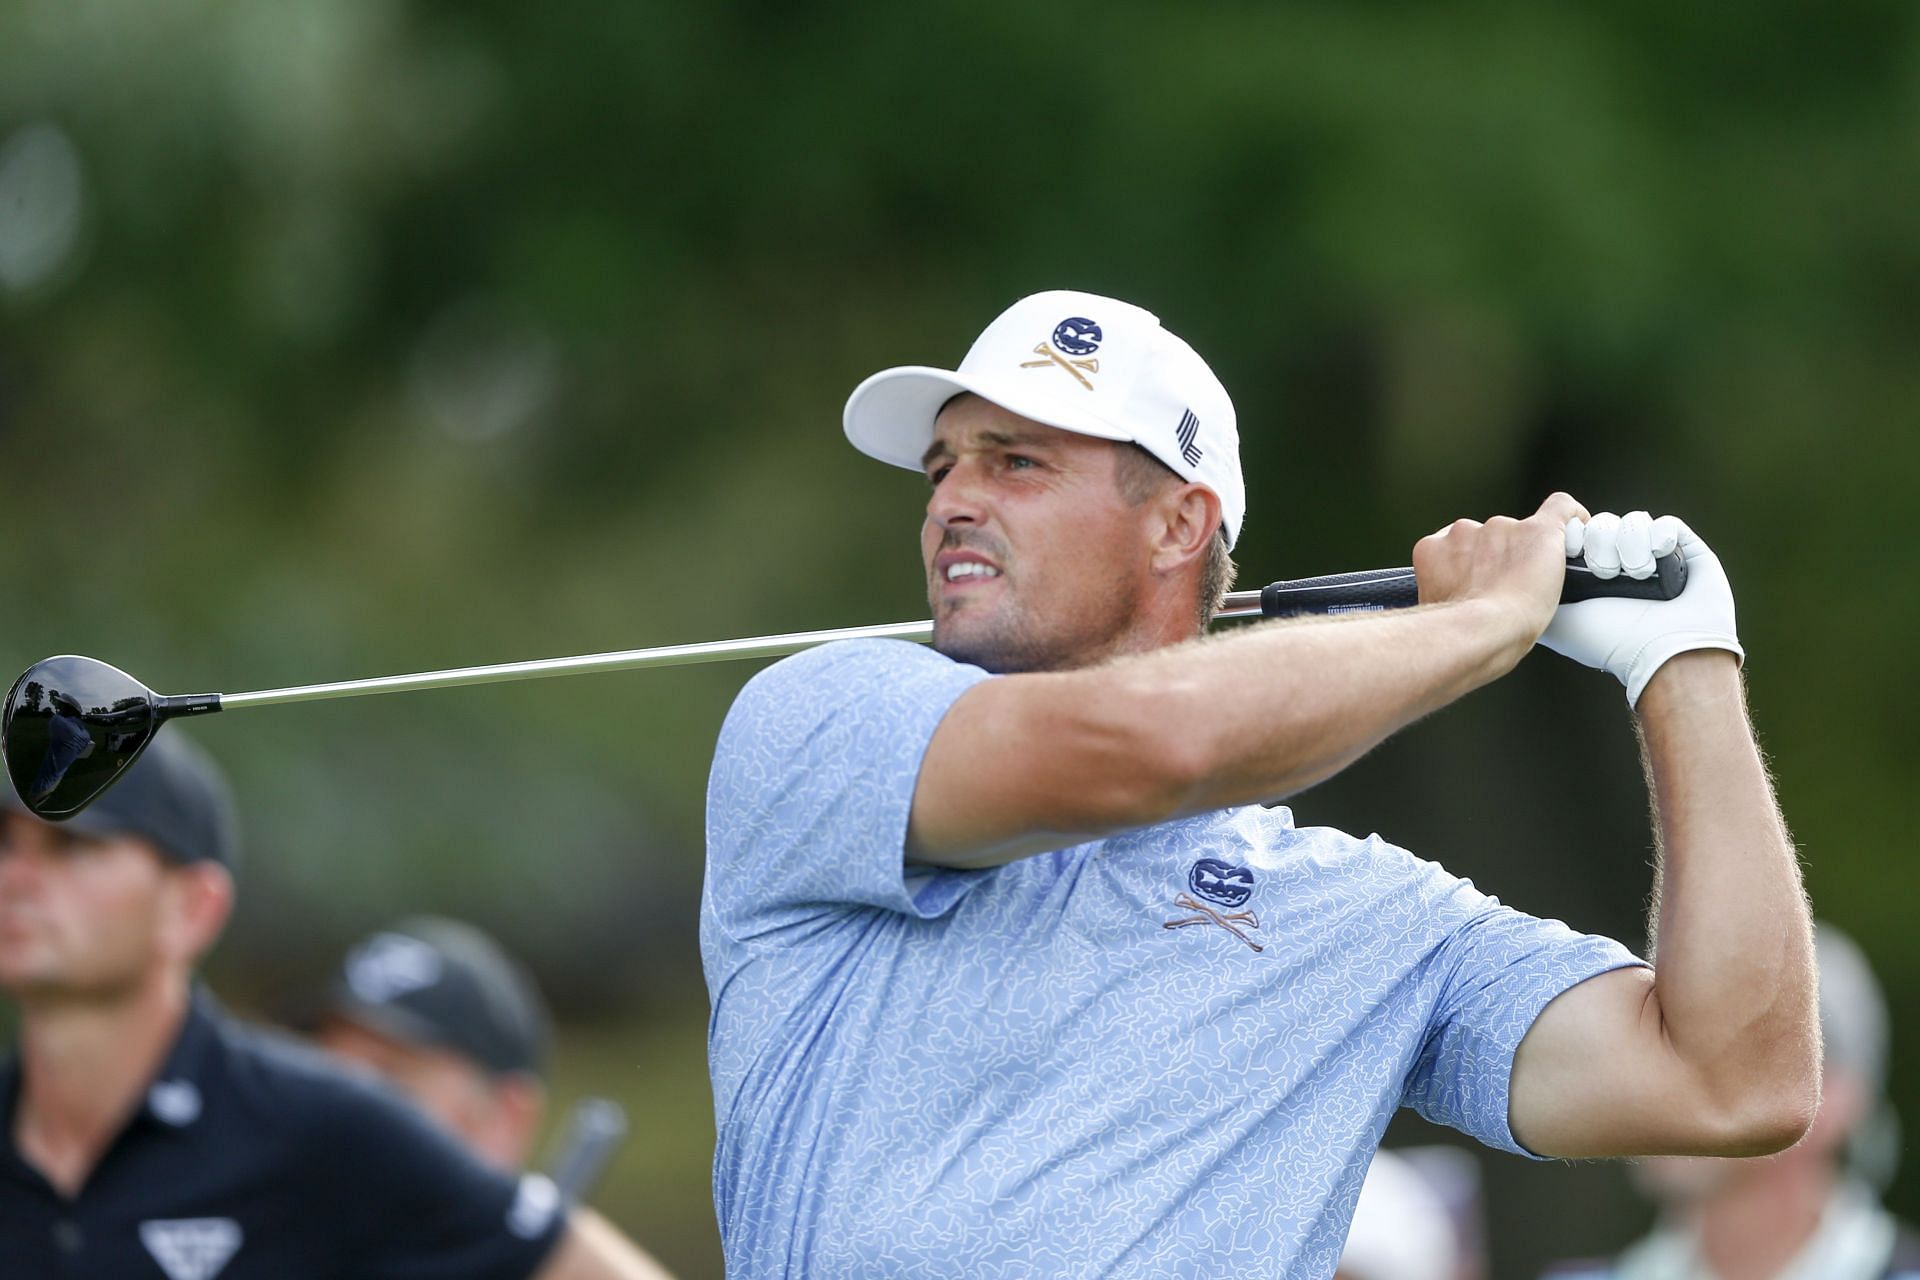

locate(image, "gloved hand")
[[1537, 511, 1743, 708]]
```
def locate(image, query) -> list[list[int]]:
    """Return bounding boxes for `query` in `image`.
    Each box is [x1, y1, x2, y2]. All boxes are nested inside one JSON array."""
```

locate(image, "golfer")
[[702, 289, 1818, 1276], [0, 732, 665, 1278]]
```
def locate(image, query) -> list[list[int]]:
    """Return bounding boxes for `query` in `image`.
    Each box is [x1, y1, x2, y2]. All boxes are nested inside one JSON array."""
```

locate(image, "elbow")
[[1750, 1067, 1823, 1154], [1729, 1014, 1826, 1155], [1652, 963, 1824, 1158], [1695, 1063, 1822, 1157], [1718, 1091, 1819, 1158]]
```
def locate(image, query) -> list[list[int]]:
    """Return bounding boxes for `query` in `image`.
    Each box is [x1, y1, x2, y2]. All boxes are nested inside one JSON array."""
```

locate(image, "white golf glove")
[[1537, 511, 1743, 708]]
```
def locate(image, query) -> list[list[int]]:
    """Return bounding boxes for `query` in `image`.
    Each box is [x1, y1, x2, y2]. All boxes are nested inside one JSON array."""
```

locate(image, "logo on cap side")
[[346, 933, 444, 1003], [1175, 408, 1203, 467], [1020, 316, 1102, 391]]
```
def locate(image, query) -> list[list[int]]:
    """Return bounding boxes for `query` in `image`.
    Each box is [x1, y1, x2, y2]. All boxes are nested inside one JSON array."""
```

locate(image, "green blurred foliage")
[[2, 2, 1917, 1274]]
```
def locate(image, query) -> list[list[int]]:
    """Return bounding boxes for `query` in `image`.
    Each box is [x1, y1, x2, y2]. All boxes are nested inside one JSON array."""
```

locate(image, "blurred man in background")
[[1544, 924, 1917, 1280], [306, 915, 551, 1171], [302, 915, 665, 1273], [0, 732, 667, 1278]]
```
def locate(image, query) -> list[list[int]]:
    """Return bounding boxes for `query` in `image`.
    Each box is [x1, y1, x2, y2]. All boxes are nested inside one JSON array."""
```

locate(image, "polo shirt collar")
[[0, 986, 223, 1206], [0, 985, 221, 1151], [132, 985, 220, 1134]]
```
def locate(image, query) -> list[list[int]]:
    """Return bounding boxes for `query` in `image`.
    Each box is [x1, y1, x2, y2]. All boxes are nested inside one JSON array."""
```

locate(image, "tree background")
[[3, 3, 1915, 1274]]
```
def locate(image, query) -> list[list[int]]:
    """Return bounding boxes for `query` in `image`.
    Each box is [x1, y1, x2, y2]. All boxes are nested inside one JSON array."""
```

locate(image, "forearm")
[[1149, 596, 1527, 813], [1637, 651, 1819, 1136], [911, 596, 1528, 866], [537, 1208, 676, 1280]]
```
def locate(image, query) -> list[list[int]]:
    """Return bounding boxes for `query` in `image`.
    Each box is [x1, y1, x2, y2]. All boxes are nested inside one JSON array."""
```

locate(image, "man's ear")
[[1149, 482, 1221, 578], [161, 862, 234, 966]]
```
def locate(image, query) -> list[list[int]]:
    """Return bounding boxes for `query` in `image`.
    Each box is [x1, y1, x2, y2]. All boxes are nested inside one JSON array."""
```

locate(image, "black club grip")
[[1259, 551, 1687, 619]]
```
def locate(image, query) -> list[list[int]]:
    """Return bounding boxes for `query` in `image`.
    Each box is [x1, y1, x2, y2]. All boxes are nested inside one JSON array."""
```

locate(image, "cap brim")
[[843, 365, 1136, 472], [3, 791, 152, 845]]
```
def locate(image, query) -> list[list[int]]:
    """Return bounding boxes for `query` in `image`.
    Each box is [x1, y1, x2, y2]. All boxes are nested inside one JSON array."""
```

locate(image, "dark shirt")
[[0, 990, 566, 1279]]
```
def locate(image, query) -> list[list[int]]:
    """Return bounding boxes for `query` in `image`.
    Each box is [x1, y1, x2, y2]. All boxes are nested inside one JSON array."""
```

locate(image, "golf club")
[[543, 1097, 630, 1205], [2, 552, 1684, 821]]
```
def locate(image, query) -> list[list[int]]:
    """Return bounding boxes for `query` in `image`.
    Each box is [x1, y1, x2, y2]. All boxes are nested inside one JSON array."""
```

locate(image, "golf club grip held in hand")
[[1259, 551, 1688, 619]]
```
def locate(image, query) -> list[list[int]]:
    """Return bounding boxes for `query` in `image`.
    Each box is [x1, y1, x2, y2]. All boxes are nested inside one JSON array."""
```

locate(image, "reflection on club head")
[[2, 656, 160, 820]]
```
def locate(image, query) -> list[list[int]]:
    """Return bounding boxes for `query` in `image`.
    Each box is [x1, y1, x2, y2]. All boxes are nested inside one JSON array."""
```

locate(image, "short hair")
[[1111, 444, 1237, 632]]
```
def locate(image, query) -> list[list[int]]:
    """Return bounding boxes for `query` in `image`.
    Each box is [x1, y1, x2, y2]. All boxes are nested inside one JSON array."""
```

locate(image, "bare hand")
[[1412, 492, 1591, 657]]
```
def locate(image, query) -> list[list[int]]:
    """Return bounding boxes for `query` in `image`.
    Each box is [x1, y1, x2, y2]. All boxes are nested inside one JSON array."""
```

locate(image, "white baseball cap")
[[842, 289, 1245, 548]]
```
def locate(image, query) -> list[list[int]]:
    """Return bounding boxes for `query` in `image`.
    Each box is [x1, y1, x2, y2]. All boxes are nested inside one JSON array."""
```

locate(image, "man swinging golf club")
[[701, 289, 1817, 1277]]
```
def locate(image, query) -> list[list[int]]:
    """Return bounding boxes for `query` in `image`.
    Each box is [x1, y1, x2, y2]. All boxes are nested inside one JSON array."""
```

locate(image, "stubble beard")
[[932, 600, 1058, 674], [926, 524, 1148, 673], [928, 561, 1073, 674], [929, 573, 1142, 675], [926, 532, 1057, 673]]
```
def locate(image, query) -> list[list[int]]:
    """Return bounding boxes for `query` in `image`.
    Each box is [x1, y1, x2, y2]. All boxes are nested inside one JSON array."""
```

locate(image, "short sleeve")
[[704, 638, 992, 942], [329, 1077, 567, 1280], [1402, 898, 1646, 1157]]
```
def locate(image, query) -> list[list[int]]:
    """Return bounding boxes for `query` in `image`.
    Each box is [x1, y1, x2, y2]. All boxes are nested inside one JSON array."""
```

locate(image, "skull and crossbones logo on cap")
[[1020, 316, 1103, 390]]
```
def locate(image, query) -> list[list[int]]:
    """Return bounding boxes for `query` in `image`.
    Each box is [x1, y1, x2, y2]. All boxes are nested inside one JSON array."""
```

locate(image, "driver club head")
[[3, 656, 164, 820]]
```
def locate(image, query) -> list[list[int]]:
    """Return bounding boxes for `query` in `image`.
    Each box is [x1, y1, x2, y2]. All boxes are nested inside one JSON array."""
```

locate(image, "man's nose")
[[926, 459, 987, 530]]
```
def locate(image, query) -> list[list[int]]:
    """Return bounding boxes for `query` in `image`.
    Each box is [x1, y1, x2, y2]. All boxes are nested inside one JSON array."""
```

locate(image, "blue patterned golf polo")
[[702, 639, 1643, 1277]]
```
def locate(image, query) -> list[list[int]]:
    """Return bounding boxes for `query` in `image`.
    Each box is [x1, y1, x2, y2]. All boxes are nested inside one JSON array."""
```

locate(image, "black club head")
[[3, 656, 162, 820]]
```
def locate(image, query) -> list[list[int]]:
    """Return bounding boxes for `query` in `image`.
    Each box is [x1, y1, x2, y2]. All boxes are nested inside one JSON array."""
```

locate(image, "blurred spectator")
[[1542, 923, 1917, 1280], [305, 916, 551, 1171], [1339, 1147, 1466, 1280], [302, 916, 663, 1273], [0, 733, 666, 1278]]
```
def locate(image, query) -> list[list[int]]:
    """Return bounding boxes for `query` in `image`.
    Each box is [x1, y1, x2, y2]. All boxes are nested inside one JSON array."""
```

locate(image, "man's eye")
[[927, 465, 952, 487], [1007, 455, 1036, 470]]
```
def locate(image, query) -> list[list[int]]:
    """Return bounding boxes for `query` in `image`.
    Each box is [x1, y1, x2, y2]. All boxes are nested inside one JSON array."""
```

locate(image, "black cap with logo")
[[2, 730, 239, 871], [319, 917, 551, 1079]]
